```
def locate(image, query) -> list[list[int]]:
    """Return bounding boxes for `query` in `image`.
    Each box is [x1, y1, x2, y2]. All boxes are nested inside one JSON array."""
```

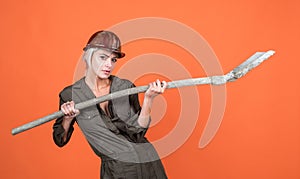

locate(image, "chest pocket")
[[75, 106, 106, 129], [77, 106, 99, 120]]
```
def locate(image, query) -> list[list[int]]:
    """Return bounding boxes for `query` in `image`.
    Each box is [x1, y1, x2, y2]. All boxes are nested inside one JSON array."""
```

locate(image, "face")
[[89, 49, 118, 79]]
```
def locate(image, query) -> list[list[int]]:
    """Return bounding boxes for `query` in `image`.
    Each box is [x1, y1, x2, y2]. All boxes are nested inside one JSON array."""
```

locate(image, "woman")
[[53, 30, 168, 178]]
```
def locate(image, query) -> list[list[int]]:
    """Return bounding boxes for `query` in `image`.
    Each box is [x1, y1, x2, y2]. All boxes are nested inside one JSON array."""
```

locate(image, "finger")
[[70, 101, 79, 116], [162, 81, 167, 88], [70, 106, 78, 116], [156, 79, 161, 87], [70, 101, 75, 107], [147, 82, 153, 92], [157, 80, 163, 91], [62, 103, 70, 114], [149, 82, 153, 88], [63, 101, 73, 115], [68, 101, 76, 113], [155, 79, 164, 93], [74, 109, 80, 115], [161, 81, 167, 93], [152, 82, 159, 92], [61, 105, 67, 115], [66, 103, 74, 114], [152, 81, 157, 88]]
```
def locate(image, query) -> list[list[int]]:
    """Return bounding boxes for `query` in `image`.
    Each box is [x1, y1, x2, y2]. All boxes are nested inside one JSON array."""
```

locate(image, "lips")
[[102, 70, 111, 74]]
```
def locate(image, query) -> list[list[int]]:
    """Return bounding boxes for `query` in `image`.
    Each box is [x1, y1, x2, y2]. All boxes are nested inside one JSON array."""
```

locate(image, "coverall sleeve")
[[122, 84, 151, 142], [52, 90, 76, 147]]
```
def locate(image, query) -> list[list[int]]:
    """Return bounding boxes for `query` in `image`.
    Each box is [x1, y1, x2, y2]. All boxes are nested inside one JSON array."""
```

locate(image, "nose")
[[104, 58, 113, 67]]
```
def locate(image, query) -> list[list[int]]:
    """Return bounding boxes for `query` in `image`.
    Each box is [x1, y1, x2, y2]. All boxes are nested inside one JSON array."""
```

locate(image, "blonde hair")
[[82, 47, 98, 68]]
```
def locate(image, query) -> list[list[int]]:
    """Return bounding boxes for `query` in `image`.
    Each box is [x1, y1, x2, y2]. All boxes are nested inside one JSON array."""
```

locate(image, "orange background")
[[1, 0, 299, 179]]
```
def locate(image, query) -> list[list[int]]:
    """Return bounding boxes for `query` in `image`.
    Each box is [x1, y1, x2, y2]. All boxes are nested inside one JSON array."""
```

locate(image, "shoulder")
[[59, 85, 73, 102], [59, 78, 83, 101], [59, 85, 72, 96]]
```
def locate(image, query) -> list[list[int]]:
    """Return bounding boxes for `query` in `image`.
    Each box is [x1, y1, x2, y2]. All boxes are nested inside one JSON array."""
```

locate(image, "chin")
[[97, 74, 111, 79]]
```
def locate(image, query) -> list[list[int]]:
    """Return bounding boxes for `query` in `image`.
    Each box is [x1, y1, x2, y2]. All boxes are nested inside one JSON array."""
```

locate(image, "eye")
[[99, 55, 108, 60], [111, 58, 118, 63]]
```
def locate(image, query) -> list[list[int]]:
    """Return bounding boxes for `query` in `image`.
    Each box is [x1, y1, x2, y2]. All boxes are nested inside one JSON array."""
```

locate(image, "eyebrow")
[[98, 53, 118, 59]]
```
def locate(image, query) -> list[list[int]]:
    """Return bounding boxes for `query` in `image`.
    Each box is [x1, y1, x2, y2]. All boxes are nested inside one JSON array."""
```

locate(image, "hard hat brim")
[[83, 45, 125, 58]]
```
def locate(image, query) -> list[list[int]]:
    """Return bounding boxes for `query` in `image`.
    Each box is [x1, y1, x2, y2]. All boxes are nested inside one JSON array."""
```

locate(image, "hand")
[[145, 79, 167, 99], [61, 101, 80, 121]]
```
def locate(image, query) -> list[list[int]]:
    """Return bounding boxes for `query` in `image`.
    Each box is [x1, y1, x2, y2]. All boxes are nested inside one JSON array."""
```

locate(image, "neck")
[[85, 71, 111, 92]]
